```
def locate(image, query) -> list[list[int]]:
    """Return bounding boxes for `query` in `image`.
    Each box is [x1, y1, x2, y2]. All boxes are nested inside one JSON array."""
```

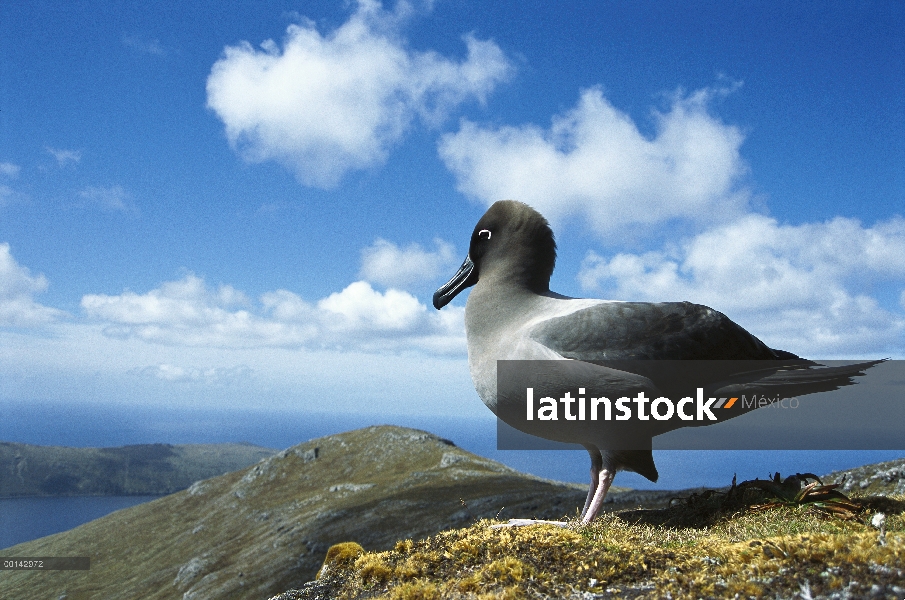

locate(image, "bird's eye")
[[478, 229, 492, 240]]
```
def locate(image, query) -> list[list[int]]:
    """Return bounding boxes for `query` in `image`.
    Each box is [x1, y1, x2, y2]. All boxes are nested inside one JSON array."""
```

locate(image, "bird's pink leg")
[[580, 444, 603, 521], [493, 465, 613, 528], [581, 468, 615, 524], [491, 446, 611, 528], [580, 461, 599, 520]]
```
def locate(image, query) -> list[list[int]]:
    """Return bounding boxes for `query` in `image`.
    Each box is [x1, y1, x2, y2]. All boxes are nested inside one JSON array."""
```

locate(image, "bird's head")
[[433, 200, 556, 310]]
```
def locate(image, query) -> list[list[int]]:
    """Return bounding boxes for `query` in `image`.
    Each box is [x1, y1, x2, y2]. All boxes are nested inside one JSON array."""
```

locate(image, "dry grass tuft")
[[318, 542, 365, 579]]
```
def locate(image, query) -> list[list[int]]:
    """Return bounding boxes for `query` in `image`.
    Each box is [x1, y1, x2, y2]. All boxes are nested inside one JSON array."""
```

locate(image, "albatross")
[[432, 200, 880, 524]]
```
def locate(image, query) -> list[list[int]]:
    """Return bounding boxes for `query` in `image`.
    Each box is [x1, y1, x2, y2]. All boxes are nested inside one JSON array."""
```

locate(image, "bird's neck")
[[465, 280, 535, 330]]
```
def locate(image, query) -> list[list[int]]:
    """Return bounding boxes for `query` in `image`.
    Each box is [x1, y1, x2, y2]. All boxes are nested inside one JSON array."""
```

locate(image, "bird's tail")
[[710, 359, 885, 399]]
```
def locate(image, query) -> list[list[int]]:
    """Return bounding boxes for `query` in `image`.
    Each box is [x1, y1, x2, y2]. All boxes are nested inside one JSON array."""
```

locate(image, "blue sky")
[[1, 0, 904, 422]]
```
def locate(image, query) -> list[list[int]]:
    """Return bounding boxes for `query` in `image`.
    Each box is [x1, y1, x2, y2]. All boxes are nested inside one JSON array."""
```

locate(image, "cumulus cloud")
[[271, 280, 465, 353], [578, 214, 905, 356], [82, 274, 465, 354], [78, 185, 137, 212], [439, 85, 749, 234], [81, 275, 269, 347], [359, 237, 456, 287], [319, 281, 425, 330], [0, 243, 67, 327], [46, 147, 81, 167], [206, 0, 513, 188]]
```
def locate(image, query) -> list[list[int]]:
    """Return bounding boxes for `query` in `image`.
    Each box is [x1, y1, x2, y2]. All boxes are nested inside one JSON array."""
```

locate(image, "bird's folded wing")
[[528, 301, 781, 361]]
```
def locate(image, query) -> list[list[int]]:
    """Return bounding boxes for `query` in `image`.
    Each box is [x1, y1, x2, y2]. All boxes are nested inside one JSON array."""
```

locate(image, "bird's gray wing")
[[528, 300, 879, 434], [528, 301, 784, 361]]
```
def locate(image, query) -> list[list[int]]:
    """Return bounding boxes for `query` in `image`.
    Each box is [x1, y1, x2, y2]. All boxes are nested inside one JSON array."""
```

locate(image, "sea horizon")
[[3, 398, 901, 490]]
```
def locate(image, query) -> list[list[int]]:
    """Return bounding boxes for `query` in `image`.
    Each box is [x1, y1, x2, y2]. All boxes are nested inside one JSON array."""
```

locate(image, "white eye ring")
[[478, 229, 492, 240]]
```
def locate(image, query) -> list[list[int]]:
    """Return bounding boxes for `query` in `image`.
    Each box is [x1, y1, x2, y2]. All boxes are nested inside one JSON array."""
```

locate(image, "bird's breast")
[[464, 293, 608, 411]]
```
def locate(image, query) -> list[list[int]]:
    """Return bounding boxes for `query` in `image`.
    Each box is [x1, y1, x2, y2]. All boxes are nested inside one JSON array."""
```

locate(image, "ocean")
[[1, 399, 901, 549], [0, 496, 162, 550]]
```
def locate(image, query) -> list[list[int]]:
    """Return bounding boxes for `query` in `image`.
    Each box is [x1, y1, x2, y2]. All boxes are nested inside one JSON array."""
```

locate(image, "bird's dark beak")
[[433, 255, 477, 310]]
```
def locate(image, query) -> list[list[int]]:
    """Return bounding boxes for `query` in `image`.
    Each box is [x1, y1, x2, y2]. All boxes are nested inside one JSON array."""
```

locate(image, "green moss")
[[387, 580, 441, 600], [313, 492, 905, 599]]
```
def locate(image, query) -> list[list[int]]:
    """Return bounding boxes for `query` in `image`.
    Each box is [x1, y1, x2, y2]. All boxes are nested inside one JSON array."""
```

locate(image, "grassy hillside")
[[0, 426, 607, 599], [0, 441, 276, 497]]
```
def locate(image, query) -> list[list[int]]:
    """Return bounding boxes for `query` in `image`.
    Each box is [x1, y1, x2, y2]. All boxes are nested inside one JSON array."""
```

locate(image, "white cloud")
[[133, 363, 252, 384], [46, 147, 81, 167], [78, 185, 137, 212], [319, 281, 425, 330], [0, 162, 20, 178], [81, 275, 275, 347], [206, 0, 513, 188], [578, 214, 905, 357], [0, 243, 66, 327], [359, 237, 456, 287], [82, 274, 465, 354], [439, 85, 749, 234], [271, 280, 466, 354]]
